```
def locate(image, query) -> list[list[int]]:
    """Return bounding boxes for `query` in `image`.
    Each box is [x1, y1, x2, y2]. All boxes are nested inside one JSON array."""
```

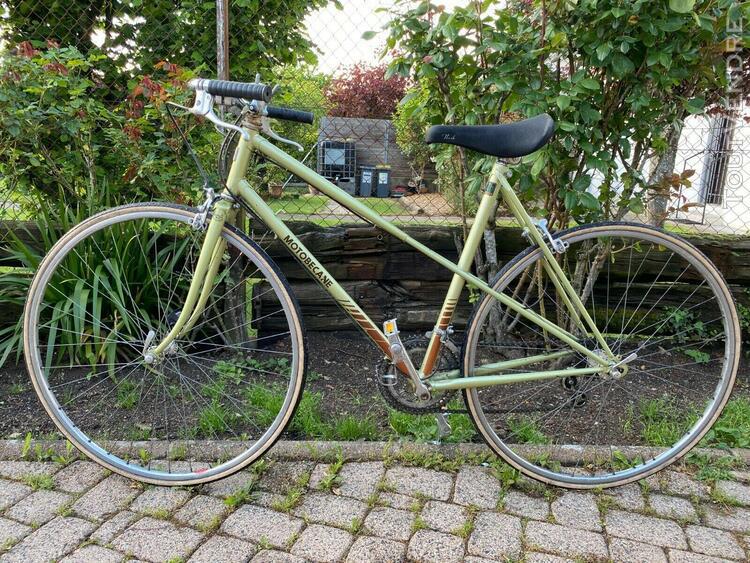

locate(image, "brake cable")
[[164, 102, 215, 193]]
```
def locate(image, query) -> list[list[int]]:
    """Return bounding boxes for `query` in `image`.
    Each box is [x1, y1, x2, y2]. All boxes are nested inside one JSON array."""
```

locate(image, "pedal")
[[379, 369, 397, 387], [430, 413, 452, 444], [436, 413, 452, 438]]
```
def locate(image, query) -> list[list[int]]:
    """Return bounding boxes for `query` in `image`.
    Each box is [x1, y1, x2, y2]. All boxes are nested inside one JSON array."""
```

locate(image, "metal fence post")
[[217, 0, 229, 81], [217, 0, 251, 346]]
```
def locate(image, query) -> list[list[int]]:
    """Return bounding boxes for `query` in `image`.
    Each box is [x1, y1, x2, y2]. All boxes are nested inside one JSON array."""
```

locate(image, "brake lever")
[[170, 89, 250, 141], [262, 118, 304, 152], [244, 99, 304, 152]]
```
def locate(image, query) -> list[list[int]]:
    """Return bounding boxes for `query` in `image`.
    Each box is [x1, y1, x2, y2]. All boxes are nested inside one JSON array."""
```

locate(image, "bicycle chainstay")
[[390, 337, 585, 414]]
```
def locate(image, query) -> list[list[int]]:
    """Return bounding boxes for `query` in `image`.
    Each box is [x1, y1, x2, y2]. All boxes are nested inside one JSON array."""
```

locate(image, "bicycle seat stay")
[[425, 113, 555, 158]]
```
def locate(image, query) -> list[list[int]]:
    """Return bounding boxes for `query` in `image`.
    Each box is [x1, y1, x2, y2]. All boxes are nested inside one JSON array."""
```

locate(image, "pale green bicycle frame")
[[152, 129, 618, 391]]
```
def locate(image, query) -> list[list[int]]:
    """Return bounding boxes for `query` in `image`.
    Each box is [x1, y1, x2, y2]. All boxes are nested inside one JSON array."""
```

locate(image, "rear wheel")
[[463, 223, 740, 488], [23, 203, 306, 486]]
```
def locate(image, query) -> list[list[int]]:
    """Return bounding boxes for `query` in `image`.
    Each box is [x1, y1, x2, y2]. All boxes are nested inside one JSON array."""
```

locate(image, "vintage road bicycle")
[[23, 78, 740, 488]]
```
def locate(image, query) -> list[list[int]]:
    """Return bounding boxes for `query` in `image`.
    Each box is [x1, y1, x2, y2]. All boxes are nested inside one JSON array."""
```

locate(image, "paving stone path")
[[0, 443, 748, 562]]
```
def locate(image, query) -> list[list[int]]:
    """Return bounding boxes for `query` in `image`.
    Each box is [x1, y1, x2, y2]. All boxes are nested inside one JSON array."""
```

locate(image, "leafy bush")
[[701, 397, 750, 449], [3, 1, 333, 80], [0, 188, 188, 369], [0, 44, 218, 211], [382, 0, 739, 225], [326, 63, 408, 119], [257, 66, 332, 186]]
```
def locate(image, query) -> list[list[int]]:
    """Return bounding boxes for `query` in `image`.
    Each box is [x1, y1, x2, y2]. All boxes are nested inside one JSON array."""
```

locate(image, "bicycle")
[[23, 78, 740, 488]]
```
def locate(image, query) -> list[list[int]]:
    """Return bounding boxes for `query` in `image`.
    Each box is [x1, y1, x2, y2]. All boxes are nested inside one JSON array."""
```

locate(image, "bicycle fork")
[[146, 199, 233, 361]]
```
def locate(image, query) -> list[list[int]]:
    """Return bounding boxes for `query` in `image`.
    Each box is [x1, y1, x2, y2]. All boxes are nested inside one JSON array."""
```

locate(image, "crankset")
[[375, 335, 459, 414]]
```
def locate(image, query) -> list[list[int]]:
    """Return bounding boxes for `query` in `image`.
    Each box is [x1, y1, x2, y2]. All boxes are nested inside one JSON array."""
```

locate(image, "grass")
[[387, 400, 475, 443], [245, 384, 384, 441], [359, 197, 405, 216], [348, 517, 363, 535], [7, 382, 26, 395], [197, 401, 231, 437], [268, 194, 408, 218], [224, 484, 255, 509], [637, 396, 750, 450], [332, 415, 380, 441], [116, 380, 139, 410], [452, 517, 475, 539], [245, 384, 286, 427], [269, 194, 328, 215], [317, 451, 344, 491], [700, 397, 750, 449], [197, 516, 223, 533], [506, 415, 550, 445], [168, 444, 188, 461], [639, 398, 696, 447], [411, 515, 427, 533], [686, 452, 739, 483], [23, 473, 54, 491], [272, 471, 311, 513]]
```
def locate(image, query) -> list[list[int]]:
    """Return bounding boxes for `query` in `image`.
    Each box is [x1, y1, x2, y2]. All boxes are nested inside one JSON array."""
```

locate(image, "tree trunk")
[[646, 125, 682, 227]]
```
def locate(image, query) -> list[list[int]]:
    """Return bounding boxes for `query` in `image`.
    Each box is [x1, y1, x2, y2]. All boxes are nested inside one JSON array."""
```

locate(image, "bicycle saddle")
[[425, 113, 555, 158]]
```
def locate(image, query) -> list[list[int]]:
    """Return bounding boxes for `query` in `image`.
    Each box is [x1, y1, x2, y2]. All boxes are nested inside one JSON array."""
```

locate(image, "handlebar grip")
[[266, 105, 315, 125], [188, 78, 271, 102]]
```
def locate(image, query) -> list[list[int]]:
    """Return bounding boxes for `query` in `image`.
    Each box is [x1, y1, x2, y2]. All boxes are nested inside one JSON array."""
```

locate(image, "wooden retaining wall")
[[260, 222, 750, 332], [2, 220, 750, 332]]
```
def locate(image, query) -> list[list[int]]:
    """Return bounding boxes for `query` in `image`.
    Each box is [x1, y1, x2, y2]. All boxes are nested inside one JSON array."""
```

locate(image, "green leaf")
[[579, 77, 600, 90], [685, 97, 705, 114], [530, 152, 547, 178], [596, 43, 612, 62], [628, 198, 645, 214], [361, 31, 377, 40], [580, 192, 600, 210], [555, 95, 571, 110], [659, 18, 685, 32], [612, 53, 635, 77], [558, 121, 576, 132], [563, 190, 577, 210], [573, 175, 592, 191], [669, 0, 695, 13]]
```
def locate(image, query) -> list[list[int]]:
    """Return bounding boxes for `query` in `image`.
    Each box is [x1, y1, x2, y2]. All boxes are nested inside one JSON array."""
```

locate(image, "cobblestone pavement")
[[0, 443, 748, 562]]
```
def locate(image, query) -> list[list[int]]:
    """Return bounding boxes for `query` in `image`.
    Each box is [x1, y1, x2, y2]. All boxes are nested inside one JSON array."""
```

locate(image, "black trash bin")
[[375, 166, 391, 198], [359, 166, 375, 197]]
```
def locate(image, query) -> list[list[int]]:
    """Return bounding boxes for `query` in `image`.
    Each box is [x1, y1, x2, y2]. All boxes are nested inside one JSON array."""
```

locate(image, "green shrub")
[[701, 397, 750, 449], [0, 45, 217, 211]]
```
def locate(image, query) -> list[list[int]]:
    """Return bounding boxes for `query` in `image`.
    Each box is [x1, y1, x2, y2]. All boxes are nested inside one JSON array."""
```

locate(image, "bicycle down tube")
[[153, 130, 613, 388]]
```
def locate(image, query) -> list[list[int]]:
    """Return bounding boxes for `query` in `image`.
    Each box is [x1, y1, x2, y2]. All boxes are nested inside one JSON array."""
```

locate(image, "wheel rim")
[[465, 224, 739, 487], [24, 205, 304, 485]]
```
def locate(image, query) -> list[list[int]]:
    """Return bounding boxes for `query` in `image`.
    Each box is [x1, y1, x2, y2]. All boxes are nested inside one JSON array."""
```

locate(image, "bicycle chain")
[[375, 335, 589, 415]]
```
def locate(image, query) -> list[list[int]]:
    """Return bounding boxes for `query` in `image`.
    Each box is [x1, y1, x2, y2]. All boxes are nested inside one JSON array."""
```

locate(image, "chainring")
[[375, 335, 459, 414]]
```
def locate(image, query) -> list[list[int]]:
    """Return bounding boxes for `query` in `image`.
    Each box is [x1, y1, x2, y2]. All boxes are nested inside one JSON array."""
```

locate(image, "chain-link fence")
[[1, 1, 748, 235]]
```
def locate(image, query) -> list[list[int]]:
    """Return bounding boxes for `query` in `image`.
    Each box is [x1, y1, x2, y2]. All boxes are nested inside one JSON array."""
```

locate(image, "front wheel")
[[463, 222, 740, 488], [23, 203, 306, 486]]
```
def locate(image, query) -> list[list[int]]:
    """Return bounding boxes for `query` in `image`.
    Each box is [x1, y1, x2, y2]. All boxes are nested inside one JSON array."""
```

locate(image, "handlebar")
[[266, 105, 315, 125], [188, 78, 314, 125], [188, 78, 271, 102]]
